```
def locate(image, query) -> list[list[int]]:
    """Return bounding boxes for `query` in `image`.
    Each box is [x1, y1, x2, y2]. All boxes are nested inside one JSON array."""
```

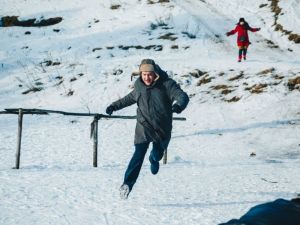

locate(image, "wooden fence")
[[0, 108, 186, 169]]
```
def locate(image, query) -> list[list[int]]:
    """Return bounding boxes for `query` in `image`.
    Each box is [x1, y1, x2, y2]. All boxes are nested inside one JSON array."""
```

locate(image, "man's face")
[[141, 71, 156, 86]]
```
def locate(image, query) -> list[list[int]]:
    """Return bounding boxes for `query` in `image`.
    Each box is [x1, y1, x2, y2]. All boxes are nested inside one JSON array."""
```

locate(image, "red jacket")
[[227, 23, 260, 46]]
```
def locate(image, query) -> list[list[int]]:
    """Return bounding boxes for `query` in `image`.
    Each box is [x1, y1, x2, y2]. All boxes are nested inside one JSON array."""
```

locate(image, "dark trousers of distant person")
[[124, 142, 165, 190], [238, 45, 248, 61]]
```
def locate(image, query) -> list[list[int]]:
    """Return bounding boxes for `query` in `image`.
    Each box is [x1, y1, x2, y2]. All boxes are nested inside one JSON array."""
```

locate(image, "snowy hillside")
[[1, 0, 300, 225]]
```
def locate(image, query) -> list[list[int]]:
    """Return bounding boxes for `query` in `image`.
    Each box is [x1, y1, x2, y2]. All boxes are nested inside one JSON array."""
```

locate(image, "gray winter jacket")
[[111, 68, 189, 147]]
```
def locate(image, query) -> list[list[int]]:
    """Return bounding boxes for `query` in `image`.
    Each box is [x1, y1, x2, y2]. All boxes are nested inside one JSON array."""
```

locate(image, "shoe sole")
[[120, 185, 130, 200]]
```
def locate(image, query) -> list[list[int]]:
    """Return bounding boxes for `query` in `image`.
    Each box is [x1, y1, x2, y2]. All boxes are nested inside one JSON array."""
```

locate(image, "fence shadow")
[[173, 118, 300, 138], [149, 200, 261, 208]]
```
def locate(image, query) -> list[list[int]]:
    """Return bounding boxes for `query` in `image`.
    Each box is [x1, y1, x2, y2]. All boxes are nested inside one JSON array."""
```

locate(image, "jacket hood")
[[136, 59, 169, 88], [236, 21, 250, 30]]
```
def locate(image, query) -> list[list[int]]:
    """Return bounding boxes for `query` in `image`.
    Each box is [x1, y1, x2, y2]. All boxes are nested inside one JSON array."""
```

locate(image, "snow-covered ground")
[[1, 0, 300, 224]]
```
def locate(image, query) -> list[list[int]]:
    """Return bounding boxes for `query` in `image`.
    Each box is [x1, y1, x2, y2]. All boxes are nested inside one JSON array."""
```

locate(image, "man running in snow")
[[226, 18, 260, 62], [105, 59, 189, 199]]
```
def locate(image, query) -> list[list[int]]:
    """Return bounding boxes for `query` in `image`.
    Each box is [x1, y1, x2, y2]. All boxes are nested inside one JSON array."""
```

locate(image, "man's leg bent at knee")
[[149, 141, 165, 175]]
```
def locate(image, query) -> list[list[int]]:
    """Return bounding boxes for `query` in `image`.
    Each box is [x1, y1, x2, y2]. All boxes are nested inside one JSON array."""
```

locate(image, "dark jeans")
[[124, 142, 165, 190], [238, 46, 247, 59]]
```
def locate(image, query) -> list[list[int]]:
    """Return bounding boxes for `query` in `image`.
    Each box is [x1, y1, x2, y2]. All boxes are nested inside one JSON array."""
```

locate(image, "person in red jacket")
[[226, 18, 260, 62]]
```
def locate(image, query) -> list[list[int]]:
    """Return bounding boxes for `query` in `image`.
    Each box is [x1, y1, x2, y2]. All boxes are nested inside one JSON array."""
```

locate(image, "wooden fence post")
[[93, 117, 98, 167], [1, 108, 186, 169], [163, 149, 167, 164], [15, 108, 23, 169]]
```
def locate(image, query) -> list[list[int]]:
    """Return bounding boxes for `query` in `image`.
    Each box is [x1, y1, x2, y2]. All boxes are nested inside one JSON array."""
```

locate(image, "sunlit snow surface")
[[1, 0, 300, 224]]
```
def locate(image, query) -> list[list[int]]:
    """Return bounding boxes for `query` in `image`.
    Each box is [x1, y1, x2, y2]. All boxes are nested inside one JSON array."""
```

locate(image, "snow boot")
[[149, 155, 159, 175], [119, 184, 130, 200]]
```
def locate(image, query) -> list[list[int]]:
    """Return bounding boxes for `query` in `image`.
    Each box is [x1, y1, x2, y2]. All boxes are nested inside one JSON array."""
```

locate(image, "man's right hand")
[[106, 105, 114, 115], [172, 104, 182, 114]]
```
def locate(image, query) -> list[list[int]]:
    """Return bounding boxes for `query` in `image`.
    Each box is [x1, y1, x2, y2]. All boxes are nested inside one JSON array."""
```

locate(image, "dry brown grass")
[[257, 68, 275, 75], [287, 77, 300, 91], [22, 87, 43, 95], [189, 69, 207, 78], [158, 33, 177, 41], [228, 72, 244, 81], [92, 48, 102, 52], [221, 89, 233, 95], [110, 4, 121, 10], [245, 84, 268, 94], [211, 85, 233, 95], [1, 16, 62, 27], [197, 76, 213, 86], [269, 0, 300, 44], [273, 74, 284, 80], [148, 0, 170, 3], [224, 96, 241, 102], [259, 4, 268, 8], [211, 85, 229, 90], [288, 34, 300, 43]]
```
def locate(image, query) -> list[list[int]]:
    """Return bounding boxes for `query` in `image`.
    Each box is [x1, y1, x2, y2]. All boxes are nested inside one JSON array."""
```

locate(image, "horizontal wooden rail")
[[0, 108, 186, 169], [2, 108, 186, 120]]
